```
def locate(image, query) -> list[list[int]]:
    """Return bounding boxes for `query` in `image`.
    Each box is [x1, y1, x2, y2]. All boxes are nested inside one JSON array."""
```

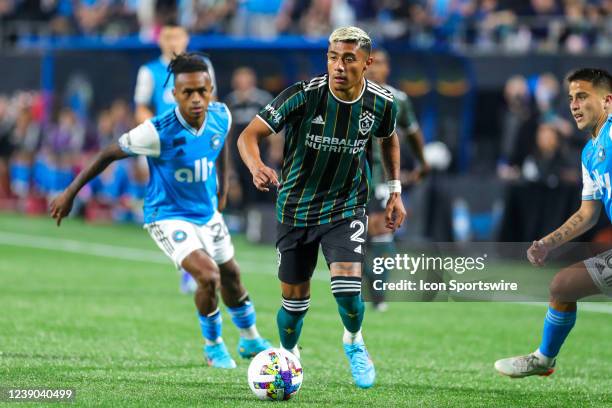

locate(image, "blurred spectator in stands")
[[372, 0, 412, 39], [179, 0, 236, 34], [300, 0, 334, 37], [429, 0, 475, 44], [498, 75, 537, 180], [75, 0, 111, 35], [38, 106, 84, 198], [0, 96, 14, 198], [231, 0, 283, 37], [516, 0, 564, 50], [9, 99, 43, 198], [276, 0, 311, 34], [521, 123, 579, 187], [560, 0, 595, 53], [533, 72, 573, 137], [406, 1, 436, 47], [224, 66, 273, 208], [471, 0, 520, 50]]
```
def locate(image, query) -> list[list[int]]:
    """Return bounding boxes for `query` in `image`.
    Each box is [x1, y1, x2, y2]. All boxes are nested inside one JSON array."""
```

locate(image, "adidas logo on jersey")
[[312, 115, 325, 125], [175, 158, 214, 183]]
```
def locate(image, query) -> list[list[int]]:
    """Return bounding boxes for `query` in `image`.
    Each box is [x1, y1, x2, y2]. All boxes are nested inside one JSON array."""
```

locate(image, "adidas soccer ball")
[[247, 348, 303, 401]]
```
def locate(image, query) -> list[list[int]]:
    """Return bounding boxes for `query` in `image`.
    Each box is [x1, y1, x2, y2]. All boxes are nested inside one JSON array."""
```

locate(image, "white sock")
[[239, 325, 260, 340], [280, 344, 300, 359], [534, 349, 554, 366], [343, 328, 363, 345], [205, 336, 224, 346]]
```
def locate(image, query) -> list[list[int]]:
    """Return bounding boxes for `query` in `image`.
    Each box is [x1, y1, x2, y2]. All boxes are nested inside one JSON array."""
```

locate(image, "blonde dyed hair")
[[328, 26, 372, 54]]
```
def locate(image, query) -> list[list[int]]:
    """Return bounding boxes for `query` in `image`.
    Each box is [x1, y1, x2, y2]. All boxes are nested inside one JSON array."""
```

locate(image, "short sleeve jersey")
[[257, 74, 398, 227], [118, 102, 231, 225], [581, 114, 612, 221]]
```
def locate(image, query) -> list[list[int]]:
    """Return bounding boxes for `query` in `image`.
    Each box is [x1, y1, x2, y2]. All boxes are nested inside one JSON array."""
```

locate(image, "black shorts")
[[276, 213, 367, 284]]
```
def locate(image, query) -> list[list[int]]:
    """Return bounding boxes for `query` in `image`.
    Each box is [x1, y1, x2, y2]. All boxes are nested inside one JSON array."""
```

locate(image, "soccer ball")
[[247, 348, 303, 401]]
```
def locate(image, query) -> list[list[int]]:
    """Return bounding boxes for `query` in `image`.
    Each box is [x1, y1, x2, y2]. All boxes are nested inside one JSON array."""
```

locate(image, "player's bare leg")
[[331, 261, 375, 388], [277, 280, 311, 359], [218, 259, 271, 358], [182, 250, 236, 368], [495, 262, 600, 378]]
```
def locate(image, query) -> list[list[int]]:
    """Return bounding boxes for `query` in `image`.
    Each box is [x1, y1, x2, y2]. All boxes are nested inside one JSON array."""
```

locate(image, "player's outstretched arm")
[[237, 118, 279, 192], [50, 144, 129, 226], [527, 200, 602, 266], [380, 132, 407, 231]]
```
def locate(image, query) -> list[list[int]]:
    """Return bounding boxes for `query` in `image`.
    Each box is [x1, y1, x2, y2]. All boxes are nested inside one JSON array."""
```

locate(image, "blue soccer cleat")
[[204, 343, 237, 369], [343, 341, 376, 388], [238, 337, 273, 358]]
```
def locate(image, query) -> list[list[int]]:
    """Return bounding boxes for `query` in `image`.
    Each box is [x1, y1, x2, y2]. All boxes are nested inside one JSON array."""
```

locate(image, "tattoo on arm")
[[548, 213, 585, 246]]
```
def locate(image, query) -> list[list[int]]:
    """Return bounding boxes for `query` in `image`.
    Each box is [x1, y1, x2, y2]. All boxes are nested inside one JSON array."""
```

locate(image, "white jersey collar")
[[328, 78, 366, 104]]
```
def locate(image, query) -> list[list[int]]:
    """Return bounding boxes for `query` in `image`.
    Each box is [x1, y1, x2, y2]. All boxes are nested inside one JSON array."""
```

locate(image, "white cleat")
[[495, 353, 555, 378]]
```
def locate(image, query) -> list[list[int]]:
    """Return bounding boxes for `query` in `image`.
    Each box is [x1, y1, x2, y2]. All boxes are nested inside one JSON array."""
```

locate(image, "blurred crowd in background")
[[0, 66, 590, 234], [0, 67, 288, 225], [0, 0, 610, 241], [0, 0, 610, 53]]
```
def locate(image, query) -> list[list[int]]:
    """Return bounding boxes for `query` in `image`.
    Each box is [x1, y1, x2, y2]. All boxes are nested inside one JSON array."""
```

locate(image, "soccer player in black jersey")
[[238, 26, 405, 388]]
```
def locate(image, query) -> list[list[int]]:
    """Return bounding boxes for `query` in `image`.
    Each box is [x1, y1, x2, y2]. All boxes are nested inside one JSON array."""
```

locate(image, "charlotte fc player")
[[134, 22, 217, 293], [238, 27, 406, 388], [51, 54, 271, 368], [364, 48, 429, 311], [495, 68, 612, 378]]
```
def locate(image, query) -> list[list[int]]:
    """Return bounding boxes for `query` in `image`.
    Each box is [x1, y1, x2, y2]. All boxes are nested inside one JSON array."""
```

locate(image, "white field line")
[[2, 230, 612, 312], [0, 230, 329, 281]]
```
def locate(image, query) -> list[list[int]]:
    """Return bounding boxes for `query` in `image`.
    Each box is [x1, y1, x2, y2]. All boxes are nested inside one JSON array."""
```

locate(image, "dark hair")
[[566, 68, 612, 92], [164, 52, 209, 87]]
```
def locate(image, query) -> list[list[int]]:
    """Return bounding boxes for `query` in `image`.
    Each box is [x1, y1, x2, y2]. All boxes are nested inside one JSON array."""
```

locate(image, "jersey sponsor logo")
[[263, 104, 282, 125], [172, 230, 187, 243], [312, 115, 325, 125], [305, 133, 367, 154], [174, 157, 215, 183], [210, 135, 223, 150], [359, 111, 375, 135]]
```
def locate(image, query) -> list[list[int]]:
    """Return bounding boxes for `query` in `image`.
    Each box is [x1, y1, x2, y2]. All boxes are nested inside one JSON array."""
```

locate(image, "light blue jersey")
[[134, 56, 217, 116], [118, 102, 231, 225], [581, 114, 612, 221]]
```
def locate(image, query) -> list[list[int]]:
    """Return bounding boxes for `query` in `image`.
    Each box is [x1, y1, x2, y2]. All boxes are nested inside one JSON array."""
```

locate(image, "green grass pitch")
[[1, 212, 611, 407]]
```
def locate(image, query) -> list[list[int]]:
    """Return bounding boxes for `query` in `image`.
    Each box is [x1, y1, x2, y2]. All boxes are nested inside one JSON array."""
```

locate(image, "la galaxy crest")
[[359, 111, 375, 135]]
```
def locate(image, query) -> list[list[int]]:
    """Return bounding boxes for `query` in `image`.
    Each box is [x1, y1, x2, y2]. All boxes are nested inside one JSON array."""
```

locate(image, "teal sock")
[[331, 276, 364, 333], [277, 297, 309, 349]]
